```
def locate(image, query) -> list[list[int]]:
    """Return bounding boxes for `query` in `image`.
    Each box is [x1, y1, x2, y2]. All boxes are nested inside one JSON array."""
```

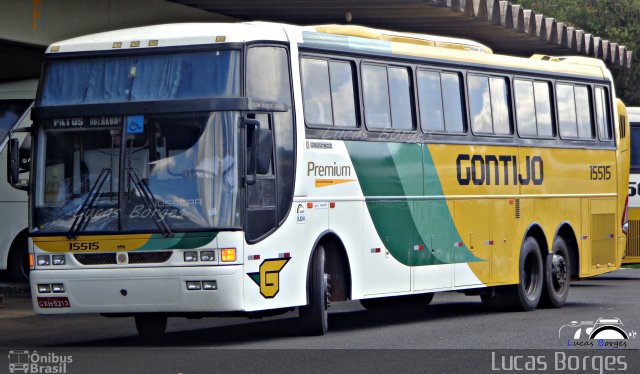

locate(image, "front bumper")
[[30, 265, 244, 314]]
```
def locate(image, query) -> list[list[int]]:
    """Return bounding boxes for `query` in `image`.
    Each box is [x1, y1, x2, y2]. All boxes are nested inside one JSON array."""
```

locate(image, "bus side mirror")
[[7, 133, 30, 191], [245, 118, 273, 185]]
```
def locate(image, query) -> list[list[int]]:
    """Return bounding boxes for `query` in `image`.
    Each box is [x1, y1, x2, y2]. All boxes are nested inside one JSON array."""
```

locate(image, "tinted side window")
[[301, 58, 333, 126], [514, 79, 554, 138], [534, 82, 554, 137], [300, 58, 357, 128], [469, 74, 512, 135], [469, 75, 492, 134], [362, 64, 391, 129], [329, 61, 357, 127], [388, 67, 414, 130], [575, 85, 593, 139], [514, 79, 536, 137], [631, 124, 640, 172], [557, 83, 578, 138], [595, 86, 612, 140], [362, 64, 414, 130], [417, 70, 464, 133], [557, 83, 593, 140]]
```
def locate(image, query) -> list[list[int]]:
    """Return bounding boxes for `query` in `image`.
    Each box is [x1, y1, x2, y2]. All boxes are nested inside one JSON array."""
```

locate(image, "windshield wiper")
[[68, 168, 111, 239], [127, 168, 173, 237]]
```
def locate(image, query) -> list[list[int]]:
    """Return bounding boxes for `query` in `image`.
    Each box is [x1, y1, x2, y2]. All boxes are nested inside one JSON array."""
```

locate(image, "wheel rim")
[[523, 253, 540, 299], [551, 253, 568, 292]]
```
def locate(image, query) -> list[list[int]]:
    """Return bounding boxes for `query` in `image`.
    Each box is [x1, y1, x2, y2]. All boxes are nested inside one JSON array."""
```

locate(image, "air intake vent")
[[515, 199, 521, 219], [619, 115, 627, 138], [74, 251, 172, 265]]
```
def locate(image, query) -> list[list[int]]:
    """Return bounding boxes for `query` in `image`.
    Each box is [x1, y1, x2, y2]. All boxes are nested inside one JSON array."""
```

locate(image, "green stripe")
[[346, 141, 481, 266]]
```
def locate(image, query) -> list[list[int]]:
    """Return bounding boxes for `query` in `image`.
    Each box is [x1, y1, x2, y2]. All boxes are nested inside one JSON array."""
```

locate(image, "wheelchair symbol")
[[126, 115, 144, 134]]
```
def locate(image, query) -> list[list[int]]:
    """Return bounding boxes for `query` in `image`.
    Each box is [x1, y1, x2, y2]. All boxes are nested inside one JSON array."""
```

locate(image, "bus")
[[625, 107, 640, 264], [8, 22, 629, 337], [0, 79, 37, 281]]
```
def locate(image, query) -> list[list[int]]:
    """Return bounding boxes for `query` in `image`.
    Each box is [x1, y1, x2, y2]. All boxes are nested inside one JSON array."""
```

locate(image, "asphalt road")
[[1, 269, 639, 373], [1, 268, 639, 349]]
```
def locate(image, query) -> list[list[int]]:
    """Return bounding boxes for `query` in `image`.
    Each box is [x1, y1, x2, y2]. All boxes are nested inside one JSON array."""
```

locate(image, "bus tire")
[[135, 315, 167, 339], [8, 237, 29, 282], [299, 245, 329, 336], [497, 237, 543, 311], [540, 237, 570, 308]]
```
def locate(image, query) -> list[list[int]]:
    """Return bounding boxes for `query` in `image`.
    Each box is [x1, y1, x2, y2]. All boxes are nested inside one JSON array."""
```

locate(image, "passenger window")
[[362, 63, 414, 130], [417, 70, 464, 133], [301, 58, 358, 127], [362, 64, 391, 129], [514, 79, 554, 138], [557, 84, 578, 138], [595, 87, 612, 140], [468, 74, 512, 135], [534, 82, 554, 137], [301, 58, 333, 126], [557, 83, 593, 140]]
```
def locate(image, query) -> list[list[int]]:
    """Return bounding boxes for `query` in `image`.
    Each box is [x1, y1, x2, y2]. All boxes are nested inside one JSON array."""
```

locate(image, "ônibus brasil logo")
[[8, 350, 73, 374]]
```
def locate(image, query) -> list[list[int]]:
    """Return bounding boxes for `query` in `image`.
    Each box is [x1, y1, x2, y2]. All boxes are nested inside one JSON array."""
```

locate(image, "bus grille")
[[74, 252, 173, 265], [626, 219, 640, 258]]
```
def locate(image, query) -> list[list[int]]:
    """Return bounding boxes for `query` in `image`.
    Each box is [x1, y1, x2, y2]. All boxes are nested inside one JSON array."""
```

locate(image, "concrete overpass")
[[0, 0, 632, 83]]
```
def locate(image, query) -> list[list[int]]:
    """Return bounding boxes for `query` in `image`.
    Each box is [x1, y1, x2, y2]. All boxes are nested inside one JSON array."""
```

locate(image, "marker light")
[[29, 253, 34, 269], [37, 255, 50, 266], [200, 251, 215, 261], [37, 284, 51, 293], [51, 284, 65, 293], [184, 251, 198, 262], [52, 255, 66, 265], [221, 248, 236, 262]]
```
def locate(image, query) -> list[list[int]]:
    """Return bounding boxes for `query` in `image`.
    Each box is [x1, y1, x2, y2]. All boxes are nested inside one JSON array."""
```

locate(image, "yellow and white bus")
[[8, 22, 629, 337], [625, 107, 640, 264]]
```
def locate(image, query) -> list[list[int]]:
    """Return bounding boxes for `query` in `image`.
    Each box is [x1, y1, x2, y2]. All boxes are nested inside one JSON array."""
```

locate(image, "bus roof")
[[45, 21, 607, 80]]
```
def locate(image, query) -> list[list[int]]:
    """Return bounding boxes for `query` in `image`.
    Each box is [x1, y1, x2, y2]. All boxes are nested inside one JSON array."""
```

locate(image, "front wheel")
[[299, 245, 329, 335], [8, 238, 29, 282], [540, 237, 570, 308]]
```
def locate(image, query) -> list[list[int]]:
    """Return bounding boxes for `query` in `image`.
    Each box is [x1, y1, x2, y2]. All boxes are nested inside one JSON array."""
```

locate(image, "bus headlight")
[[52, 255, 66, 265], [51, 284, 65, 293], [184, 251, 198, 262], [37, 255, 51, 266], [37, 284, 51, 293], [200, 251, 215, 261]]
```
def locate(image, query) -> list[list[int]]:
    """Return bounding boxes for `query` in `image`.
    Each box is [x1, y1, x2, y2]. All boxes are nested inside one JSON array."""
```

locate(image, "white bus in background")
[[626, 107, 640, 264], [0, 79, 36, 281]]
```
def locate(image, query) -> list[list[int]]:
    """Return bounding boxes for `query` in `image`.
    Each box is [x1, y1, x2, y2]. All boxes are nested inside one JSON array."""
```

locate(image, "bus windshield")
[[34, 111, 240, 235], [39, 50, 240, 106]]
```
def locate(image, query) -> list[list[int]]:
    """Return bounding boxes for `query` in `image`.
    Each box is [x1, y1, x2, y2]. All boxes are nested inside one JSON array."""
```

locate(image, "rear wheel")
[[299, 245, 329, 335], [135, 315, 167, 340], [494, 237, 543, 311], [540, 237, 570, 308]]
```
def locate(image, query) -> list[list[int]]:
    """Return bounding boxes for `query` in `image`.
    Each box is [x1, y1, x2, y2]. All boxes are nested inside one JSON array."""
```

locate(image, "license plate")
[[37, 297, 70, 308]]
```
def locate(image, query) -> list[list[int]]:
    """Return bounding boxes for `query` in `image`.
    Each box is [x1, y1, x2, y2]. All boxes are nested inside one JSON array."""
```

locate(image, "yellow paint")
[[426, 143, 623, 282], [259, 258, 290, 298], [33, 234, 152, 253], [315, 179, 356, 188]]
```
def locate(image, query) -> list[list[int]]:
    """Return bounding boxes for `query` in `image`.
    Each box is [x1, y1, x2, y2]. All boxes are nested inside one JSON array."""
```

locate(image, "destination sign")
[[47, 116, 122, 129]]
